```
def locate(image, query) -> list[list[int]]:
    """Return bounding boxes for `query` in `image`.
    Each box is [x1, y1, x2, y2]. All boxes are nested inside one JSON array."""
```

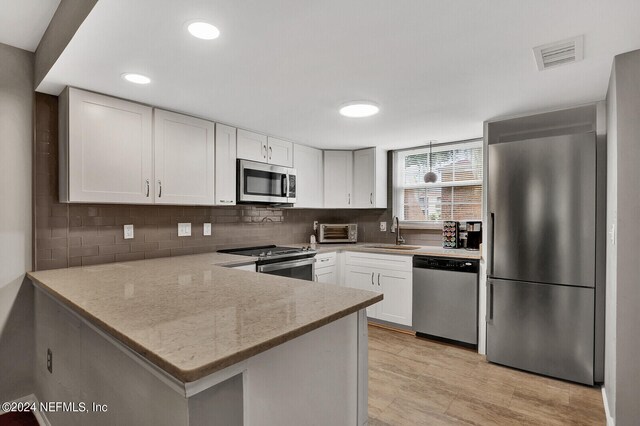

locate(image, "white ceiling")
[[0, 0, 60, 51], [37, 0, 640, 150]]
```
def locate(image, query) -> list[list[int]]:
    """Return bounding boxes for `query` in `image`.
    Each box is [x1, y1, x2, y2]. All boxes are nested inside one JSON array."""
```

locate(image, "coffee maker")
[[465, 221, 482, 250]]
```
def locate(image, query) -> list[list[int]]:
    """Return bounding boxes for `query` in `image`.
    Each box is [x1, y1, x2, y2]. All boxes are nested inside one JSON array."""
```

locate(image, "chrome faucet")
[[393, 216, 405, 245]]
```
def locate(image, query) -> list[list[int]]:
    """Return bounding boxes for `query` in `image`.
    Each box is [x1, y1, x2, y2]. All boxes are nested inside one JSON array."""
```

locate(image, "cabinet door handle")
[[320, 258, 330, 262], [348, 193, 351, 205], [269, 146, 272, 160], [145, 179, 150, 197], [263, 144, 268, 159], [158, 180, 162, 198], [377, 273, 381, 286], [370, 193, 373, 205], [371, 272, 374, 286]]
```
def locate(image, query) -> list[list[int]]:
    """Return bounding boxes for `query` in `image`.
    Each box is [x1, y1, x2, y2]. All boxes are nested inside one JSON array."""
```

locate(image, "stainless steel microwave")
[[237, 160, 296, 204], [318, 224, 358, 243]]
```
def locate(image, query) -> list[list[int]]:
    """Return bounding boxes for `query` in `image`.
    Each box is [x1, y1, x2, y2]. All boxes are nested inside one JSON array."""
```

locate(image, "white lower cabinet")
[[375, 269, 412, 325], [316, 267, 337, 284], [343, 252, 412, 326], [314, 252, 337, 285]]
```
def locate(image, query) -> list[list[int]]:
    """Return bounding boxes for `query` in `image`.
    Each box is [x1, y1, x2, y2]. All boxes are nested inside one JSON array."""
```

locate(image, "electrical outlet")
[[178, 223, 191, 237], [203, 223, 212, 236], [47, 348, 52, 373], [123, 224, 134, 239], [380, 221, 387, 232]]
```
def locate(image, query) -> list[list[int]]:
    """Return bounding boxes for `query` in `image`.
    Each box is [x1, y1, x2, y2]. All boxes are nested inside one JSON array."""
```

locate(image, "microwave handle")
[[282, 174, 288, 196]]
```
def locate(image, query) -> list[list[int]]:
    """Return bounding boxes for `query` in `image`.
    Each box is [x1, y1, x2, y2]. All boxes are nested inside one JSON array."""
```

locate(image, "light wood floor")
[[368, 325, 605, 425]]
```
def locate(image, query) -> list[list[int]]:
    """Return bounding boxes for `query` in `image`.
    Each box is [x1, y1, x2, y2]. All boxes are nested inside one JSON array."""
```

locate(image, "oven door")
[[238, 160, 291, 203], [257, 258, 316, 281]]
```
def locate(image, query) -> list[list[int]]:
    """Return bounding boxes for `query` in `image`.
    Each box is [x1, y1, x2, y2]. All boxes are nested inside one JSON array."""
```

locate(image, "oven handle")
[[257, 257, 316, 273]]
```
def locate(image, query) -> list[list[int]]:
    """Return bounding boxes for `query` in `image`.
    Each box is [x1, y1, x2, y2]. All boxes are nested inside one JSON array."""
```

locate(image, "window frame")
[[392, 139, 484, 229]]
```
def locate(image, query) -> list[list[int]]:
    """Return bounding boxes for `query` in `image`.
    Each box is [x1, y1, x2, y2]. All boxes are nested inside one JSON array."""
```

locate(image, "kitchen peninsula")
[[27, 253, 381, 426]]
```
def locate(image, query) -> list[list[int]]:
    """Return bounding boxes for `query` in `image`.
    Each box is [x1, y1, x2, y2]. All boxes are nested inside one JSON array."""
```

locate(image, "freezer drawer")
[[486, 279, 595, 384], [413, 267, 478, 345]]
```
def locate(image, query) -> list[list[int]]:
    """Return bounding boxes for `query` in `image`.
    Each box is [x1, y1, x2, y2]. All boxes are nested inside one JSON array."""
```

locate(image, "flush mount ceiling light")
[[121, 73, 151, 84], [339, 102, 379, 118], [187, 21, 220, 40]]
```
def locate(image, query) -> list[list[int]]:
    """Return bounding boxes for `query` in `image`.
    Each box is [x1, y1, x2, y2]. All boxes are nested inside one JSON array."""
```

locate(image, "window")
[[393, 140, 483, 225]]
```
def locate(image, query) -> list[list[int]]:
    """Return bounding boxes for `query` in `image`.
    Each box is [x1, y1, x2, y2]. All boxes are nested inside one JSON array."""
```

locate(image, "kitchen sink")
[[367, 245, 421, 250]]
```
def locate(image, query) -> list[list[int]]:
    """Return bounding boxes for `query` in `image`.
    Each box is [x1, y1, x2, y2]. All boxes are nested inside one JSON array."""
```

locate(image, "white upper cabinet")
[[215, 123, 237, 205], [237, 129, 268, 163], [236, 130, 293, 167], [267, 137, 294, 167], [60, 87, 154, 204], [353, 147, 387, 208], [153, 109, 215, 205], [324, 151, 353, 208], [293, 144, 323, 208]]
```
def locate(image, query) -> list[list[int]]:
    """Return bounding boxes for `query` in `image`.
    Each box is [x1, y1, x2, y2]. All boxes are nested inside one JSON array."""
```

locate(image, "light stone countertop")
[[289, 243, 483, 260], [27, 252, 382, 383]]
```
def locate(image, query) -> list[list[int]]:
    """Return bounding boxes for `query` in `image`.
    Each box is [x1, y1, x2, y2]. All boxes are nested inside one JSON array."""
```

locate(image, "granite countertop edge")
[[27, 268, 382, 384]]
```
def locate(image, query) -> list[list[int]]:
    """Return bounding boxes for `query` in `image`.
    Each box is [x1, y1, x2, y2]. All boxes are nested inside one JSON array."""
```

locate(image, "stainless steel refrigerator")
[[487, 131, 604, 385]]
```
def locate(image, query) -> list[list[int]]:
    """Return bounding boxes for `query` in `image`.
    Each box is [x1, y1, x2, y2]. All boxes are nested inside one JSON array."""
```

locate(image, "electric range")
[[218, 245, 317, 281]]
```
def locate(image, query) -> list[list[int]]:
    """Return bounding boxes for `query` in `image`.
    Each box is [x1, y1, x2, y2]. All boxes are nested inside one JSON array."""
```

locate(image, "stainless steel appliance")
[[237, 160, 296, 205], [218, 245, 316, 281], [317, 224, 357, 243], [487, 131, 604, 385], [465, 221, 482, 251], [413, 256, 479, 346]]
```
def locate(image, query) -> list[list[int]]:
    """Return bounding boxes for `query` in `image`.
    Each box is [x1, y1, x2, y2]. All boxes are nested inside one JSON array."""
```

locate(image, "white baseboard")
[[601, 386, 615, 426], [0, 394, 51, 426]]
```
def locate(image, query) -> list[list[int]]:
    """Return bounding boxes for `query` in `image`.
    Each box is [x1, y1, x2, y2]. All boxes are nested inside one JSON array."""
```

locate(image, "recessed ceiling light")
[[187, 21, 220, 40], [121, 73, 151, 85], [339, 102, 379, 118]]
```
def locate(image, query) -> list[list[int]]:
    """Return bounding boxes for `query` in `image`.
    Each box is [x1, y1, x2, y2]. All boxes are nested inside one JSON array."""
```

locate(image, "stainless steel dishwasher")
[[412, 256, 479, 347]]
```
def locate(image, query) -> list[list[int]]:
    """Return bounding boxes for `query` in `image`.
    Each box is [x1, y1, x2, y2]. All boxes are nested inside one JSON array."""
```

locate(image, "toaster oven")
[[317, 224, 357, 243]]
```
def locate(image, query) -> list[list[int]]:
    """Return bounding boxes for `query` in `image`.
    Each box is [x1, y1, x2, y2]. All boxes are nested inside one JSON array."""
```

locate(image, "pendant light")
[[424, 140, 438, 183]]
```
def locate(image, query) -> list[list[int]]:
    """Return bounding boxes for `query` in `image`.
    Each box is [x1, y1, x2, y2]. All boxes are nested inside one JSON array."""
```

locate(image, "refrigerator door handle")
[[486, 280, 494, 324], [489, 212, 495, 276]]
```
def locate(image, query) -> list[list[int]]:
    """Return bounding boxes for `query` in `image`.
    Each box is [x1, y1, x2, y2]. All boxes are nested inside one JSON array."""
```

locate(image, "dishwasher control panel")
[[413, 256, 479, 273]]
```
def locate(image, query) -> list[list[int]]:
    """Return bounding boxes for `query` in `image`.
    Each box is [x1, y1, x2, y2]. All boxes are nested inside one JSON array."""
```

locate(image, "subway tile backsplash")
[[35, 93, 429, 270], [34, 93, 416, 270]]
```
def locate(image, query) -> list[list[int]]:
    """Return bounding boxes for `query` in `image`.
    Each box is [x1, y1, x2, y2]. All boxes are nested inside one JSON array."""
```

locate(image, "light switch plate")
[[203, 223, 212, 236], [178, 223, 191, 237], [380, 221, 387, 232], [123, 224, 134, 239]]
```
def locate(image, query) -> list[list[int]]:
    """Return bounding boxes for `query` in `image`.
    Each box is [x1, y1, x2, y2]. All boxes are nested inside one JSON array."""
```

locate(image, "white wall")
[[604, 48, 640, 426], [604, 60, 618, 423], [0, 42, 34, 401]]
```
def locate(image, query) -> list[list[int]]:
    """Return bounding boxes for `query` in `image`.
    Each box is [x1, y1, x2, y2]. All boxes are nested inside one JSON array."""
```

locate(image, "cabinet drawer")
[[315, 252, 337, 268], [345, 251, 412, 272]]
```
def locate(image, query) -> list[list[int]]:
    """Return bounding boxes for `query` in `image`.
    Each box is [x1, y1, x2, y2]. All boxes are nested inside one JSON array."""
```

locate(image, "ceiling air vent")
[[533, 36, 584, 71]]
